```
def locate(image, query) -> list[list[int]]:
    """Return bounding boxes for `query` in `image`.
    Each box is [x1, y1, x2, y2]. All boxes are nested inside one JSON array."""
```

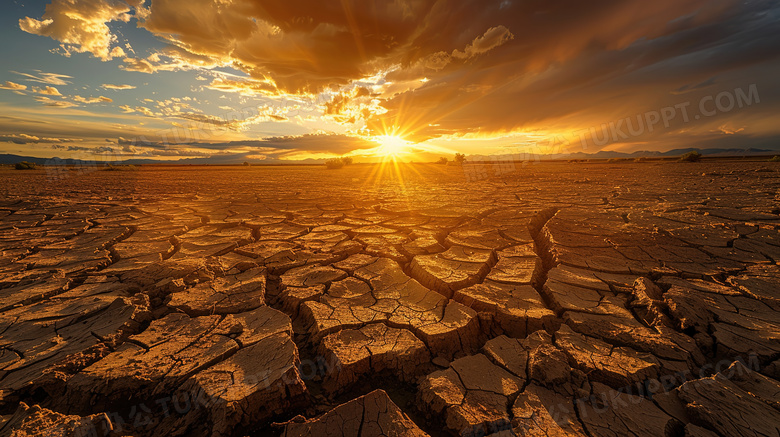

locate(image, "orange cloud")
[[32, 86, 62, 96], [101, 84, 136, 90], [34, 96, 78, 108], [73, 95, 113, 104], [14, 0, 780, 156], [0, 81, 27, 91], [19, 0, 132, 61], [11, 70, 72, 85]]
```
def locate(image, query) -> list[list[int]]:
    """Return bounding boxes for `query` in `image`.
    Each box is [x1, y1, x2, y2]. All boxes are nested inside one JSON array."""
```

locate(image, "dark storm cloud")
[[65, 0, 720, 96], [369, 0, 780, 141]]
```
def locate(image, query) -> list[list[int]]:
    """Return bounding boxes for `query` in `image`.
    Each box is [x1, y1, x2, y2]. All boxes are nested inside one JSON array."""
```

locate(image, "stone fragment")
[[318, 323, 430, 394], [481, 335, 528, 379], [0, 295, 148, 394], [64, 313, 238, 410], [167, 332, 307, 436], [578, 382, 679, 436], [0, 403, 114, 437], [0, 271, 70, 312], [300, 258, 480, 359], [418, 354, 522, 436], [445, 227, 513, 250], [410, 246, 496, 297], [728, 264, 780, 311], [281, 264, 348, 288], [674, 363, 780, 437], [456, 280, 557, 337], [664, 280, 780, 361], [167, 267, 266, 316], [554, 324, 660, 387], [283, 389, 429, 437], [512, 384, 586, 436]]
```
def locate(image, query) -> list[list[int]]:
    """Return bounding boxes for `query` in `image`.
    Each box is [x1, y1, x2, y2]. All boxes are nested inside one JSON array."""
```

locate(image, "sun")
[[373, 135, 411, 158]]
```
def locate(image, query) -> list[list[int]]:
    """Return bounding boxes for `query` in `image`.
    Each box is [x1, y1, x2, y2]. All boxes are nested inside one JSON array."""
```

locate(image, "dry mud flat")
[[1, 161, 780, 436]]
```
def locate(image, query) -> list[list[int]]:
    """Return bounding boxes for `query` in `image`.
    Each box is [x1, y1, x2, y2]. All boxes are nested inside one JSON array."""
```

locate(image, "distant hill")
[[0, 154, 55, 165], [468, 147, 778, 162], [1, 147, 778, 166], [0, 153, 322, 166]]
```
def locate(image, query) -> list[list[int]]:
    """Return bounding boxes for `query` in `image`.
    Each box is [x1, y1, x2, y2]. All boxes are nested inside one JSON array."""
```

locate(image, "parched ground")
[[1, 161, 779, 437]]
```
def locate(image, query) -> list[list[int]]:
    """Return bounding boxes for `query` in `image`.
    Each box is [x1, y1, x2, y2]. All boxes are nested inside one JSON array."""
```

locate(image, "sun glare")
[[373, 135, 411, 158]]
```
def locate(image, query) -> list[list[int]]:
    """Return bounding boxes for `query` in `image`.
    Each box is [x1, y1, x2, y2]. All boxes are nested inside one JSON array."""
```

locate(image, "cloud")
[[205, 78, 277, 96], [134, 106, 155, 117], [12, 0, 780, 155], [260, 134, 377, 155], [455, 25, 514, 58], [130, 0, 719, 97], [671, 77, 718, 95], [117, 133, 376, 156], [367, 0, 780, 142], [0, 81, 27, 91], [715, 124, 746, 135], [11, 70, 72, 85], [51, 144, 89, 152], [114, 0, 766, 147], [31, 93, 111, 107], [0, 133, 78, 144], [19, 0, 133, 61], [417, 25, 515, 72], [34, 96, 78, 108], [101, 84, 136, 90], [120, 48, 225, 74], [121, 57, 157, 73], [73, 95, 113, 104], [32, 86, 62, 96], [173, 112, 256, 130]]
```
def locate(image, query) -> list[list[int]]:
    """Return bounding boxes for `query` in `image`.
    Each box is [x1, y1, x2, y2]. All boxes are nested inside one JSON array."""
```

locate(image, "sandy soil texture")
[[1, 161, 779, 437]]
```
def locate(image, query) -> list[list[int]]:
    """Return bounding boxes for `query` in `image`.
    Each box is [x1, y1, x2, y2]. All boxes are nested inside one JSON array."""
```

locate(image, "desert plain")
[[1, 160, 780, 436]]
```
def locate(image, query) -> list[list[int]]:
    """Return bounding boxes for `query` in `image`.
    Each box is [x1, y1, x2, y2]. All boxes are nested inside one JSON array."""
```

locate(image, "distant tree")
[[14, 161, 36, 170], [679, 151, 702, 162], [436, 157, 449, 165], [454, 153, 466, 165], [341, 156, 354, 165], [243, 161, 250, 166]]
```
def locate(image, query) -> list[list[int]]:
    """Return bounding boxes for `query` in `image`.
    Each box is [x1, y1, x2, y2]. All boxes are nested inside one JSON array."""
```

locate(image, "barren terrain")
[[1, 161, 780, 436]]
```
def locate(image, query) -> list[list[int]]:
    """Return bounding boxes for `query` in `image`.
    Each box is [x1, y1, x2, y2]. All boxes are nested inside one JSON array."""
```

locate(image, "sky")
[[0, 0, 778, 163]]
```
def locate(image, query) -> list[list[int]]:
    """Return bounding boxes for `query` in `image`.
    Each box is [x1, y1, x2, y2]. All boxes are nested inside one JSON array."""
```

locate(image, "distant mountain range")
[[467, 147, 780, 162], [1, 147, 778, 166], [0, 153, 323, 166]]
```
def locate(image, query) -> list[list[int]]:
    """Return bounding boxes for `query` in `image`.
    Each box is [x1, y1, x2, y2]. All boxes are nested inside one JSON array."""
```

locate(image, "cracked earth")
[[1, 162, 779, 436]]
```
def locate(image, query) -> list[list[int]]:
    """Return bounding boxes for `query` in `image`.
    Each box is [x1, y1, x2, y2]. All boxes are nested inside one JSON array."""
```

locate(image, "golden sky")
[[0, 0, 778, 163]]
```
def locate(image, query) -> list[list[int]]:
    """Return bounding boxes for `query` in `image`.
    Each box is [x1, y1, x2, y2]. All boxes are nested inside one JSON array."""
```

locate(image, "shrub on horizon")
[[101, 164, 138, 171], [680, 151, 703, 162], [14, 161, 36, 170], [325, 158, 345, 169]]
